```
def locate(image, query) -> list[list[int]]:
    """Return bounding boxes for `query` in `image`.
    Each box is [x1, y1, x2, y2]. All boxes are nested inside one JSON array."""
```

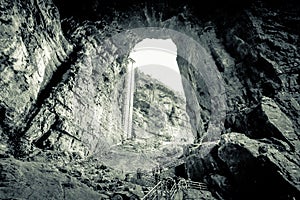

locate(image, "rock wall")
[[0, 0, 72, 140], [0, 1, 135, 158], [21, 21, 135, 157], [183, 2, 300, 199], [0, 0, 74, 157], [133, 69, 194, 143]]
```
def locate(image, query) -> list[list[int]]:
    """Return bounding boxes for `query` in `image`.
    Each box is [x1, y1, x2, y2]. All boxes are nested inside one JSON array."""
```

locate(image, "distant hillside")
[[132, 68, 194, 144]]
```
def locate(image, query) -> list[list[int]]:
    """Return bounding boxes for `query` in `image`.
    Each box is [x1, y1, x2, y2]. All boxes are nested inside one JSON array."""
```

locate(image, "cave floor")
[[94, 137, 190, 173]]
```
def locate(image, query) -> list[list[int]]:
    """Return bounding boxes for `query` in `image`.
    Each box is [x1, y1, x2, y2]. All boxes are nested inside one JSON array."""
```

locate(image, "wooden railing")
[[186, 180, 208, 190], [169, 183, 178, 199], [141, 181, 162, 200], [142, 178, 208, 200]]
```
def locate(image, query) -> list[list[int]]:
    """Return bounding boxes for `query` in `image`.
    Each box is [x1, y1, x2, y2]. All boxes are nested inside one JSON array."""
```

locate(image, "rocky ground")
[[0, 151, 147, 199], [0, 0, 299, 199]]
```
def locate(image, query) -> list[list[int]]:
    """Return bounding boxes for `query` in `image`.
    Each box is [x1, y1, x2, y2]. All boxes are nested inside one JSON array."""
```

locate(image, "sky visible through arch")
[[129, 38, 185, 97]]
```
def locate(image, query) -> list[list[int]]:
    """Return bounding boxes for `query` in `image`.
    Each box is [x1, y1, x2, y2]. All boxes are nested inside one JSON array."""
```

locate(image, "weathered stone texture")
[[0, 0, 72, 134], [133, 69, 194, 143]]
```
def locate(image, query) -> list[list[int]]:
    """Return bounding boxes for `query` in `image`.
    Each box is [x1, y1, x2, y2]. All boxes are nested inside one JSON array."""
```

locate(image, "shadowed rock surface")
[[0, 0, 299, 199]]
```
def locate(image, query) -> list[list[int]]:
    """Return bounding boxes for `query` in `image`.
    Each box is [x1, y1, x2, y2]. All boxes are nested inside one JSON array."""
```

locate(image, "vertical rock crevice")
[[0, 0, 73, 151]]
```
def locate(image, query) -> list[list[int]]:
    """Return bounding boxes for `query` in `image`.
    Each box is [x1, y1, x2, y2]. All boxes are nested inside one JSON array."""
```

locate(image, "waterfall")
[[123, 61, 135, 139]]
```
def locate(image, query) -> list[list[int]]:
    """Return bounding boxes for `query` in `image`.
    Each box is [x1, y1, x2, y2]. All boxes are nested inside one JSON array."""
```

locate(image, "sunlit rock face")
[[21, 22, 133, 157], [0, 0, 72, 141], [0, 0, 136, 157], [92, 69, 195, 173], [133, 69, 194, 144]]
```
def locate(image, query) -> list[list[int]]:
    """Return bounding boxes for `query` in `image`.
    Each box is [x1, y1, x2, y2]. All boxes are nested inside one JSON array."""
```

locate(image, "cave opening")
[[97, 27, 226, 173], [108, 38, 197, 172], [127, 38, 194, 144]]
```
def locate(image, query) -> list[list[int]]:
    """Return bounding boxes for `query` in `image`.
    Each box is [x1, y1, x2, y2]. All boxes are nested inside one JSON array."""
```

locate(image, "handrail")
[[186, 180, 208, 190], [141, 181, 162, 200], [142, 178, 208, 199], [169, 183, 178, 199]]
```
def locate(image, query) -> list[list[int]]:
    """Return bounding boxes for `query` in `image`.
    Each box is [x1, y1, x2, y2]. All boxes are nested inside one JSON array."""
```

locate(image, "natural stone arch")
[[95, 27, 227, 155]]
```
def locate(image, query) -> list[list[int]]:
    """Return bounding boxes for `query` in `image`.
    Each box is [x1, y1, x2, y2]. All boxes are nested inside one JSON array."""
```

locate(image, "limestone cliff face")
[[0, 0, 74, 158], [0, 0, 72, 136], [21, 21, 133, 157], [0, 1, 131, 157], [133, 69, 194, 144]]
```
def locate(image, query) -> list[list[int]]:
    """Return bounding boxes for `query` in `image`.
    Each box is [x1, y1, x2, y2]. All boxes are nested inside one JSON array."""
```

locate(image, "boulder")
[[0, 158, 102, 200], [218, 133, 299, 200], [248, 96, 299, 150]]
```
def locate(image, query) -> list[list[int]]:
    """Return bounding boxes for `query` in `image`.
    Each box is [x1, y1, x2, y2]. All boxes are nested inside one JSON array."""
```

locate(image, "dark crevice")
[[0, 105, 6, 129], [33, 47, 78, 111], [33, 115, 81, 150], [32, 115, 59, 150], [54, 128, 81, 142], [33, 129, 53, 150]]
